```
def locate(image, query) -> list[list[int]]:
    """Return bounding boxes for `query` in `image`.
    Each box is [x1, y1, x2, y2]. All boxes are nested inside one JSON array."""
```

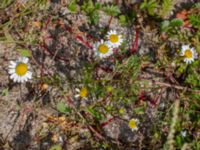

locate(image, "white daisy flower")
[[8, 57, 32, 83], [128, 118, 139, 131], [180, 45, 198, 64], [75, 87, 88, 99], [181, 130, 187, 137], [106, 30, 123, 48], [93, 40, 113, 58]]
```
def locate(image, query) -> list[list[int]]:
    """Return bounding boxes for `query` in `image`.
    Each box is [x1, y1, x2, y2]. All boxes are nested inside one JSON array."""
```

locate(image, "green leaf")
[[103, 5, 120, 17], [50, 144, 62, 150], [175, 135, 183, 148], [68, 0, 78, 13], [147, 0, 157, 15], [140, 0, 157, 16], [188, 14, 200, 29], [161, 19, 183, 33], [89, 13, 99, 24], [133, 107, 145, 115], [177, 65, 187, 74], [56, 102, 71, 114], [1, 88, 9, 96], [86, 107, 102, 120], [17, 49, 31, 57], [194, 3, 200, 8], [140, 0, 147, 10], [159, 0, 174, 18], [95, 2, 101, 9], [161, 20, 170, 31], [0, 0, 14, 9], [36, 0, 49, 10], [170, 18, 183, 27], [119, 15, 127, 25], [186, 73, 200, 87], [81, 0, 100, 24]]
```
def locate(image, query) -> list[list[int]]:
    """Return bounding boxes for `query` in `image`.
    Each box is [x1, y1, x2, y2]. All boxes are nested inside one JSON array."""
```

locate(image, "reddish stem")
[[40, 40, 70, 63], [64, 25, 94, 49], [138, 90, 159, 107], [64, 25, 73, 33], [100, 117, 115, 128], [44, 16, 51, 30], [86, 34, 95, 40], [108, 16, 113, 28], [76, 35, 93, 49], [130, 28, 139, 53]]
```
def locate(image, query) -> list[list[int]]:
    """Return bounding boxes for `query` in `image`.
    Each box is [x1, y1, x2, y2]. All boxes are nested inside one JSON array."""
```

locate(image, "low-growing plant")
[[188, 14, 200, 29], [159, 0, 175, 19], [140, 0, 158, 16], [161, 18, 184, 35], [0, 0, 200, 149]]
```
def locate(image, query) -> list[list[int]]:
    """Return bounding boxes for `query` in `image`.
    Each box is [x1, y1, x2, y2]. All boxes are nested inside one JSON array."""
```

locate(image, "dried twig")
[[154, 81, 200, 94]]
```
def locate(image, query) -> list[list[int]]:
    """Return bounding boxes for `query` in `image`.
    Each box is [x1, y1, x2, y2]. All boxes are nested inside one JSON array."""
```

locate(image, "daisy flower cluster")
[[7, 43, 198, 86], [93, 30, 123, 59]]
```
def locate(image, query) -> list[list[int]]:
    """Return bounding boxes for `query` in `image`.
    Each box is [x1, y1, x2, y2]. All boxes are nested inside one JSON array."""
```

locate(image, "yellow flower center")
[[184, 49, 193, 58], [98, 44, 109, 54], [129, 119, 137, 129], [80, 87, 88, 98], [109, 34, 119, 43], [15, 63, 28, 76]]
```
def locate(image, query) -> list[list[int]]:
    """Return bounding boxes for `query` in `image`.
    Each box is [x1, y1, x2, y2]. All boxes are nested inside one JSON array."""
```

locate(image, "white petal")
[[75, 94, 80, 98], [18, 57, 23, 62], [9, 62, 16, 68], [194, 52, 198, 59], [131, 127, 138, 132], [21, 76, 27, 83], [17, 76, 21, 83], [22, 57, 29, 63], [93, 42, 100, 51], [8, 69, 15, 74], [100, 39, 104, 43], [22, 75, 28, 82], [107, 31, 112, 35], [24, 77, 28, 82], [10, 73, 16, 79], [75, 88, 80, 92], [20, 77, 24, 83], [184, 58, 193, 64], [182, 45, 189, 51], [10, 61, 16, 66], [26, 71, 32, 79], [13, 75, 18, 82], [110, 30, 116, 34], [18, 77, 22, 83], [135, 119, 139, 123], [183, 58, 188, 62]]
